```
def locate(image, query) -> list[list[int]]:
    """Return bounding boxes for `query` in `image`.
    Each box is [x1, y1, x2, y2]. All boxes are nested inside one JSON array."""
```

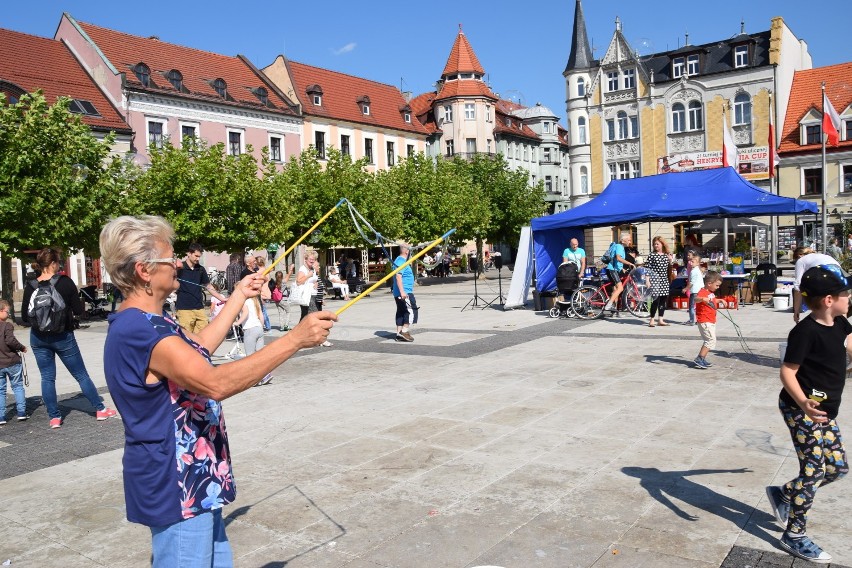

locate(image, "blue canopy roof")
[[531, 168, 818, 292]]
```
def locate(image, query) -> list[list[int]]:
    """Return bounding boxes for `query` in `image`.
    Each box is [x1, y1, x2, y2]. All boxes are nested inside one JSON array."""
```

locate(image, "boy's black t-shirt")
[[782, 315, 852, 419]]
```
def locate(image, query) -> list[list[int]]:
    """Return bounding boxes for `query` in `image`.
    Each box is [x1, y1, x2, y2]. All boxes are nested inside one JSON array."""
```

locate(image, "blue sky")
[[2, 1, 844, 125]]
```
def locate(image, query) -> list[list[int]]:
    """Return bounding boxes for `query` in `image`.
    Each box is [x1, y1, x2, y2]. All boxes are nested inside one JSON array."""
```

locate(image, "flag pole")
[[261, 198, 347, 278], [769, 90, 777, 264], [821, 82, 828, 252]]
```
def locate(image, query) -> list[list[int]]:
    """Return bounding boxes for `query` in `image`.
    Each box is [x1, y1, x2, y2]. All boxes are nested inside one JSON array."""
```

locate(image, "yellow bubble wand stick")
[[335, 228, 457, 316], [260, 198, 347, 278]]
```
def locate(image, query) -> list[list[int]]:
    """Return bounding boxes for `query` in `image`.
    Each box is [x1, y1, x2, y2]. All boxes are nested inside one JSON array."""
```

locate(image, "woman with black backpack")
[[21, 248, 117, 429]]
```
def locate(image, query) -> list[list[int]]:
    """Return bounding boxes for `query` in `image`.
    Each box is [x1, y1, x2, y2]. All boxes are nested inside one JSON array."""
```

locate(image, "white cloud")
[[331, 42, 357, 55]]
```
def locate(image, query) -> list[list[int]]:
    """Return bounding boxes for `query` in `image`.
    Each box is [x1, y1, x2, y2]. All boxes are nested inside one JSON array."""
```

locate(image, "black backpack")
[[28, 275, 68, 333]]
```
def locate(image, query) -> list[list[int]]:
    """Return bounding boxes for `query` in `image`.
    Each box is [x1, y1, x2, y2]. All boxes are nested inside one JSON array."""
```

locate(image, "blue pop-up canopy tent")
[[530, 168, 818, 292]]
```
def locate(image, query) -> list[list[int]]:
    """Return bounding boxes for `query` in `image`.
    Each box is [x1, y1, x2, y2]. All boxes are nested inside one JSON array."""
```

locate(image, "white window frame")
[[443, 105, 453, 123], [466, 138, 476, 154], [688, 100, 703, 131], [687, 54, 699, 76], [734, 45, 749, 68], [580, 167, 589, 194], [617, 112, 629, 140], [364, 136, 375, 163], [543, 121, 551, 134], [486, 105, 492, 122], [404, 112, 411, 123], [268, 133, 283, 162], [464, 103, 475, 120], [622, 68, 635, 90], [313, 94, 322, 106], [577, 77, 586, 97], [486, 139, 492, 153], [146, 117, 167, 150], [314, 130, 326, 159], [362, 104, 370, 116], [672, 57, 685, 78], [178, 120, 198, 146], [672, 103, 686, 133], [446, 139, 454, 157], [226, 128, 244, 156], [578, 117, 587, 144], [607, 71, 619, 92], [386, 141, 395, 167], [734, 93, 751, 126]]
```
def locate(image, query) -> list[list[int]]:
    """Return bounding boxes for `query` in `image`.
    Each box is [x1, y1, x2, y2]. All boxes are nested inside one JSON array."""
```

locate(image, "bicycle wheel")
[[572, 285, 606, 319], [625, 284, 651, 318]]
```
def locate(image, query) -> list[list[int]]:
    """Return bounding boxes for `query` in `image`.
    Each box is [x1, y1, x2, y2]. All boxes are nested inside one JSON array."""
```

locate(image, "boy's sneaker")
[[96, 408, 118, 421], [701, 358, 712, 367], [396, 332, 413, 342], [50, 418, 62, 429], [765, 486, 790, 526], [604, 301, 614, 312], [0, 419, 6, 426], [17, 415, 28, 421], [400, 331, 414, 342], [779, 533, 831, 563], [693, 357, 708, 369]]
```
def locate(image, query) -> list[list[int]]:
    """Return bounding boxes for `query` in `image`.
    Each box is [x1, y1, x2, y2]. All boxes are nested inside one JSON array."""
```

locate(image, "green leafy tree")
[[127, 140, 293, 253], [0, 91, 131, 317]]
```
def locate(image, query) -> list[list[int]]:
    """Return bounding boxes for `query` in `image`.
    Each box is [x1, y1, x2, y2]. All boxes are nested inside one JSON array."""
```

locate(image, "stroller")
[[549, 262, 581, 319], [79, 285, 109, 319]]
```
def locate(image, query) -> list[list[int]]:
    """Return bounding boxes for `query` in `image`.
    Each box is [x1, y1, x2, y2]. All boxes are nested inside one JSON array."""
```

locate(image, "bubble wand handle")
[[335, 228, 457, 317], [260, 198, 348, 278]]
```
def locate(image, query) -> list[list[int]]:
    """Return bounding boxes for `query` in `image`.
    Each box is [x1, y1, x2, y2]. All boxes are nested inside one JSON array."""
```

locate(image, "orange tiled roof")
[[0, 28, 130, 133], [76, 20, 297, 116], [493, 107, 539, 141], [441, 30, 485, 77], [435, 79, 498, 101], [286, 60, 429, 136], [779, 62, 852, 154], [409, 92, 440, 134]]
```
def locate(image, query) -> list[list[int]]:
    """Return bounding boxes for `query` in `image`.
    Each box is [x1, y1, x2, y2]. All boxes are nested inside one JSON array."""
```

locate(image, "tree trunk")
[[1, 255, 16, 322]]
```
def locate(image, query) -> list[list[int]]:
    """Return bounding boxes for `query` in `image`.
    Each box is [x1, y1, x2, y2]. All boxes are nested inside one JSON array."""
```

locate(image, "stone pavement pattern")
[[1, 274, 850, 567]]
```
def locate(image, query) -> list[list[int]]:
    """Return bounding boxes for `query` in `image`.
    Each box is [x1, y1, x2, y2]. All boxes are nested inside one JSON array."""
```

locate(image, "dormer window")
[[400, 104, 412, 123], [734, 45, 749, 68], [672, 57, 685, 79], [687, 55, 699, 76], [212, 78, 227, 98], [254, 87, 269, 106], [68, 99, 100, 117], [313, 94, 322, 105], [306, 84, 323, 106], [134, 63, 150, 87], [166, 69, 183, 91], [357, 95, 371, 116]]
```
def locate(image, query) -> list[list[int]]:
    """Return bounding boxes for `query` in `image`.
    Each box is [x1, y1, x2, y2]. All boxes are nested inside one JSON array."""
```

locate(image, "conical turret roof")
[[565, 0, 594, 73], [441, 27, 485, 77]]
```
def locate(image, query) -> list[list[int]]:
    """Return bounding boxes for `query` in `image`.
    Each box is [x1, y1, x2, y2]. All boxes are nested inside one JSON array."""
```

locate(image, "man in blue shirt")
[[562, 238, 586, 274], [392, 243, 418, 342], [604, 233, 635, 314]]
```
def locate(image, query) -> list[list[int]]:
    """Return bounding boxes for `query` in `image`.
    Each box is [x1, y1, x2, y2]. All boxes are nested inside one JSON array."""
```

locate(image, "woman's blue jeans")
[[30, 330, 104, 419], [0, 363, 26, 419], [151, 509, 233, 568]]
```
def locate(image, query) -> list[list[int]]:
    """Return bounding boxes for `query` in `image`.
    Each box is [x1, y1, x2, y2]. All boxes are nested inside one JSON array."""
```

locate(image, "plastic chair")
[[754, 263, 778, 302]]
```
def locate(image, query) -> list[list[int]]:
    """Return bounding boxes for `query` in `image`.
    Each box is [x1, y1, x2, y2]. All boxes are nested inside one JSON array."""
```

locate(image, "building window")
[[580, 167, 588, 193], [464, 103, 475, 120], [166, 69, 183, 91], [255, 87, 269, 106], [619, 162, 630, 180], [543, 121, 551, 134], [545, 176, 553, 192], [362, 103, 370, 115], [607, 71, 619, 92], [147, 120, 164, 149], [846, 120, 852, 142], [734, 45, 749, 68], [228, 131, 242, 156], [315, 131, 326, 159], [617, 111, 629, 139], [385, 142, 394, 166], [134, 63, 150, 87], [313, 94, 322, 106], [688, 101, 703, 130], [805, 124, 821, 145], [734, 93, 751, 126], [578, 117, 587, 144], [340, 135, 350, 156], [608, 163, 617, 182], [466, 138, 476, 154], [631, 116, 639, 138], [443, 105, 453, 123], [844, 165, 852, 192], [607, 119, 616, 141], [365, 139, 374, 163], [486, 139, 492, 153], [523, 145, 529, 161], [687, 55, 699, 76], [446, 139, 454, 157], [407, 144, 415, 156], [672, 103, 686, 132], [672, 57, 685, 78], [531, 175, 537, 185], [180, 124, 196, 143], [404, 112, 411, 123], [213, 78, 227, 99], [632, 161, 640, 178], [622, 68, 635, 90], [577, 77, 586, 97], [269, 136, 282, 161], [543, 148, 552, 162], [803, 168, 822, 195], [486, 105, 492, 122]]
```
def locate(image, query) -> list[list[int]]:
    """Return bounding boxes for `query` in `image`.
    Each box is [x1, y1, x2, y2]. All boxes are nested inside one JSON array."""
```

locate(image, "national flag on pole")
[[823, 92, 842, 146], [722, 111, 738, 169], [768, 96, 776, 178]]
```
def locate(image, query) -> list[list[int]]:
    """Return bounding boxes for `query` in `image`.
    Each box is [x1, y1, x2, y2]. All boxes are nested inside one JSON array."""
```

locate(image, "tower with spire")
[[564, 0, 594, 208]]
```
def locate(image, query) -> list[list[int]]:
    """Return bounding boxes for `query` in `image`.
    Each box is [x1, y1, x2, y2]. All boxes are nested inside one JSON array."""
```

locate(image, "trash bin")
[[772, 294, 789, 310]]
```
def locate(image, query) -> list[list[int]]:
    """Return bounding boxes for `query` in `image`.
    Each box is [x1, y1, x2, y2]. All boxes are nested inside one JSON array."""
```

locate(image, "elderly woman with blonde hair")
[[99, 215, 335, 566]]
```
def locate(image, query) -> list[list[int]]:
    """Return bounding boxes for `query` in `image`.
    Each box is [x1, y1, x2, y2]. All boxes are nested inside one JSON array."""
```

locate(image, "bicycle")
[[208, 267, 227, 291], [571, 270, 651, 320]]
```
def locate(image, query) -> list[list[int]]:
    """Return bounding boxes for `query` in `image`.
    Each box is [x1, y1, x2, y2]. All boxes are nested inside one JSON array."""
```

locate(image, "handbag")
[[271, 286, 284, 303]]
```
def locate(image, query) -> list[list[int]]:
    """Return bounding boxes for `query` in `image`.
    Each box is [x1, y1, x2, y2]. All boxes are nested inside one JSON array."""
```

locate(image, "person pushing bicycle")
[[604, 233, 635, 315]]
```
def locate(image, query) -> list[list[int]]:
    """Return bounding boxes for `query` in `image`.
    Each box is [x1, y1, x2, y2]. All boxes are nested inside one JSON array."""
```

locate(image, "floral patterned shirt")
[[104, 309, 235, 527]]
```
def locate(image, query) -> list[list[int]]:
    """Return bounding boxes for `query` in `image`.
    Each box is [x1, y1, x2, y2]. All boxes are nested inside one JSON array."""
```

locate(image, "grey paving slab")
[[1, 276, 850, 567]]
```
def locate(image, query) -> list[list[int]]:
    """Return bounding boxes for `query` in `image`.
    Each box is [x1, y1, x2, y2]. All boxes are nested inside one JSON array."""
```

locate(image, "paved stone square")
[[1, 273, 850, 567]]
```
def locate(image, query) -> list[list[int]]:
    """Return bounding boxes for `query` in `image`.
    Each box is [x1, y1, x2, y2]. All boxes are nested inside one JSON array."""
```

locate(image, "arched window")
[[578, 116, 587, 144], [580, 166, 589, 194], [212, 78, 227, 98], [688, 100, 703, 130], [734, 92, 751, 125], [672, 103, 685, 133], [577, 77, 586, 97], [166, 69, 183, 91], [134, 63, 150, 87], [617, 111, 629, 139]]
